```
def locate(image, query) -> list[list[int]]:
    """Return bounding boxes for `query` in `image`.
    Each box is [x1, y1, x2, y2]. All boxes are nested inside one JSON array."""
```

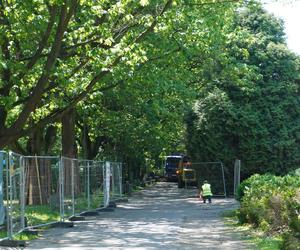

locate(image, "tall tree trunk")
[[62, 108, 79, 195], [25, 125, 57, 205], [26, 129, 42, 205], [79, 119, 109, 160], [25, 128, 53, 205]]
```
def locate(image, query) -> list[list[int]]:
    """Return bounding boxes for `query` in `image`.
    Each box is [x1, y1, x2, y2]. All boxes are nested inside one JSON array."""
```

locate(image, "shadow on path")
[[26, 182, 253, 250]]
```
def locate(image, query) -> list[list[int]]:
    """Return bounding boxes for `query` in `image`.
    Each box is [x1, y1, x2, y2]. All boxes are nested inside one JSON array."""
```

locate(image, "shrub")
[[237, 173, 300, 237], [281, 233, 300, 250]]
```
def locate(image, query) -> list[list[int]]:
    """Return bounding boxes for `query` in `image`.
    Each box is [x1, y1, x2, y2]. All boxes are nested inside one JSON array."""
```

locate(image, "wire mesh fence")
[[110, 162, 123, 201], [0, 151, 123, 240], [60, 157, 75, 220], [89, 161, 105, 209], [192, 162, 227, 197], [7, 152, 24, 238], [23, 156, 61, 228], [0, 151, 8, 239], [74, 159, 93, 215]]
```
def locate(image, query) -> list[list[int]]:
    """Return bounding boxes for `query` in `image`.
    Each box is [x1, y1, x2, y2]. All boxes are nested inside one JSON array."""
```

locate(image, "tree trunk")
[[25, 128, 52, 205], [62, 108, 79, 195], [25, 124, 57, 205]]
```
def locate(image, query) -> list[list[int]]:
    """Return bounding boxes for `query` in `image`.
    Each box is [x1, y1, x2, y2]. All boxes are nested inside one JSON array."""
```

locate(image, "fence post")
[[234, 159, 241, 198], [119, 163, 123, 198], [87, 161, 90, 210], [4, 152, 10, 238], [111, 163, 114, 199], [221, 162, 227, 197], [103, 161, 110, 207], [71, 159, 75, 216], [20, 156, 25, 230], [7, 152, 13, 239], [59, 157, 64, 221], [0, 152, 5, 227], [102, 162, 105, 200]]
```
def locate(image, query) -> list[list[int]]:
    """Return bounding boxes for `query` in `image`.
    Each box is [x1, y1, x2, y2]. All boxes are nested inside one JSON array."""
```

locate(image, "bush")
[[237, 173, 300, 237], [281, 233, 300, 250], [287, 189, 300, 233]]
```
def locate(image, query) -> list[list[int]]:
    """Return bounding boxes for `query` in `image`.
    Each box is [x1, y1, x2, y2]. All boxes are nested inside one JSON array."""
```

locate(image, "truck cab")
[[164, 155, 182, 181], [176, 157, 196, 188]]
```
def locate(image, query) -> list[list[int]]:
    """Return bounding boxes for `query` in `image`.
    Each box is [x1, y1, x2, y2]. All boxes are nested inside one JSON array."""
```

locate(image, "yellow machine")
[[176, 158, 196, 188]]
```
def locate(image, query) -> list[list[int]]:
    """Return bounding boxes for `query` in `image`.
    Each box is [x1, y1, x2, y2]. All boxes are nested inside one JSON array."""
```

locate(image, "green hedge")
[[237, 173, 300, 250]]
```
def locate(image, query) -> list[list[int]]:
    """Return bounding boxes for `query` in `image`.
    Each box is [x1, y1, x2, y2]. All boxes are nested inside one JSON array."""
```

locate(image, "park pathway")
[[26, 182, 253, 250]]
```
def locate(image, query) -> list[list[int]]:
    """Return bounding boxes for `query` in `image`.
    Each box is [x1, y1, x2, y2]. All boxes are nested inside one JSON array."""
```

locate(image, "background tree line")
[[185, 1, 300, 183], [1, 0, 299, 186]]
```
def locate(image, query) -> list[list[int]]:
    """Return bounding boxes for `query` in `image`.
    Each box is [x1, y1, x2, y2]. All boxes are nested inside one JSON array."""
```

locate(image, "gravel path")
[[25, 182, 253, 250]]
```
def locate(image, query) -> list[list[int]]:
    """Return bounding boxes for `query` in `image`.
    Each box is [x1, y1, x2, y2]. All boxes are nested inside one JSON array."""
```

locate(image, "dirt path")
[[26, 182, 253, 249]]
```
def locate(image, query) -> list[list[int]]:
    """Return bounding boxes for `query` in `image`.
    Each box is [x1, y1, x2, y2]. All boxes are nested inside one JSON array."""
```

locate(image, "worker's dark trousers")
[[203, 195, 212, 203]]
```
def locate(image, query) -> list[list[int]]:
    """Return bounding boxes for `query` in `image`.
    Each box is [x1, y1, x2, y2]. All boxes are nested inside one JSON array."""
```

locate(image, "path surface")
[[26, 182, 253, 250]]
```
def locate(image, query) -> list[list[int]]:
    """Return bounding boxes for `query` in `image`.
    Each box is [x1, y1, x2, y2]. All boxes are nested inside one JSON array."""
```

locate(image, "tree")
[[0, 0, 175, 150], [186, 1, 300, 180], [0, 0, 239, 190], [74, 0, 236, 180]]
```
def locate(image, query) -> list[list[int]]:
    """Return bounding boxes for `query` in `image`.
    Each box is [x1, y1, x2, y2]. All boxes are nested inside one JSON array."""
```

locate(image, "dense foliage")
[[237, 173, 300, 249], [0, 0, 236, 179], [1, 1, 300, 244], [185, 2, 300, 179], [0, 0, 178, 149], [1, 0, 299, 181]]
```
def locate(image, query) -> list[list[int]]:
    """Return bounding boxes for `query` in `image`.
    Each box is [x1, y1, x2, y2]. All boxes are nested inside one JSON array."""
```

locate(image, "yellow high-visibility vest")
[[202, 183, 212, 196]]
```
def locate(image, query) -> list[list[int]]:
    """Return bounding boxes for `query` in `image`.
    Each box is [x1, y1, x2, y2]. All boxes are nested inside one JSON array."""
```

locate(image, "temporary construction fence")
[[0, 151, 123, 240], [192, 162, 227, 197]]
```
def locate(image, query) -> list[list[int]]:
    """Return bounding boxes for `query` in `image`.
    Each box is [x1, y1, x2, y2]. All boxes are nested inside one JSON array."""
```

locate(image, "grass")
[[222, 209, 283, 250], [0, 188, 126, 241], [0, 230, 8, 239], [14, 232, 40, 241], [0, 205, 58, 240], [0, 189, 106, 241], [74, 191, 104, 213], [252, 235, 282, 250], [26, 205, 60, 226], [0, 230, 39, 241]]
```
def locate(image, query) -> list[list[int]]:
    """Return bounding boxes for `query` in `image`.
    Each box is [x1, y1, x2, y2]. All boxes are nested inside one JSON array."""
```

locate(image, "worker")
[[201, 180, 212, 203]]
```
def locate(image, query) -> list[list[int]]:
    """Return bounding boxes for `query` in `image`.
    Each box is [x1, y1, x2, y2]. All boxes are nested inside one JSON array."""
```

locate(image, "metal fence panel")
[[7, 152, 24, 238], [0, 152, 5, 225], [110, 162, 122, 200], [74, 160, 94, 215], [89, 161, 105, 209], [60, 157, 75, 220], [0, 150, 123, 239], [192, 162, 226, 197], [23, 156, 61, 228], [0, 151, 8, 239]]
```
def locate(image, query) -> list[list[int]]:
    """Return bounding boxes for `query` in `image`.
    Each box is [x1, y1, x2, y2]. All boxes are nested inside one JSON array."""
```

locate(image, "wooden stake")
[[35, 155, 42, 205]]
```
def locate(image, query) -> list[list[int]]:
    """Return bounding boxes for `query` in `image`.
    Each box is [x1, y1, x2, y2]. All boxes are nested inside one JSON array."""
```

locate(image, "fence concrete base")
[[51, 221, 74, 228], [0, 239, 26, 247], [79, 211, 99, 216], [96, 207, 114, 212], [69, 215, 86, 221], [108, 201, 117, 208], [115, 198, 129, 203], [23, 229, 39, 235]]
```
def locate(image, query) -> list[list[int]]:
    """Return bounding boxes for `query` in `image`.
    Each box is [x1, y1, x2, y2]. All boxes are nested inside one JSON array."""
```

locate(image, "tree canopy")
[[1, 0, 299, 182], [186, 1, 300, 178]]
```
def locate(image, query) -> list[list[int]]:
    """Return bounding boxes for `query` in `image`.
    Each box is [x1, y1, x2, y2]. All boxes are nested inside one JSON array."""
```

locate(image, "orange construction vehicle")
[[176, 156, 196, 188]]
